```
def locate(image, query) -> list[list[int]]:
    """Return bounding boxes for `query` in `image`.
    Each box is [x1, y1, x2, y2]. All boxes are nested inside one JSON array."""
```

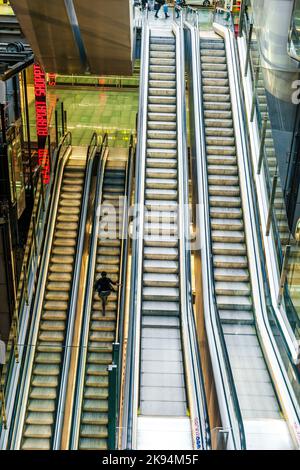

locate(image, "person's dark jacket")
[[95, 277, 116, 293]]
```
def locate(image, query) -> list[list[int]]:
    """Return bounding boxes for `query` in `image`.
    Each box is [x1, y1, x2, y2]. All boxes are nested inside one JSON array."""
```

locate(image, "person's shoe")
[[165, 14, 170, 18]]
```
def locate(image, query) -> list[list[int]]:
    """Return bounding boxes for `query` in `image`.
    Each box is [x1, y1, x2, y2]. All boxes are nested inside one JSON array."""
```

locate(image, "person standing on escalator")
[[94, 271, 120, 317]]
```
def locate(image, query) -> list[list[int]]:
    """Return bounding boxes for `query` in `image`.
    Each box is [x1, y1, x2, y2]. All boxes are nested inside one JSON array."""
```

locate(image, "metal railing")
[[122, 16, 150, 450], [184, 18, 246, 450], [0, 132, 70, 438], [174, 17, 211, 450], [8, 131, 73, 449], [53, 131, 103, 449], [68, 133, 111, 449], [108, 134, 135, 450], [241, 13, 300, 344]]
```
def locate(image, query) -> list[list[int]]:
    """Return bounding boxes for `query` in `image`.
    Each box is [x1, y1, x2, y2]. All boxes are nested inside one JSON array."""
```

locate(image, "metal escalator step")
[[215, 281, 251, 296], [46, 281, 70, 292], [33, 364, 60, 376], [214, 267, 249, 282], [81, 412, 108, 425], [210, 207, 242, 219], [49, 263, 73, 274], [142, 301, 179, 316], [147, 148, 177, 158], [143, 272, 179, 287], [147, 138, 177, 149], [212, 230, 245, 243], [219, 309, 254, 324], [217, 295, 252, 311], [31, 375, 58, 388], [85, 375, 108, 387], [206, 145, 236, 156], [39, 330, 65, 342], [143, 286, 179, 302], [45, 290, 69, 301], [208, 175, 239, 186], [89, 320, 115, 332], [147, 119, 176, 129], [147, 158, 177, 169], [23, 424, 52, 438], [26, 412, 54, 425], [145, 188, 178, 200], [41, 311, 67, 321], [43, 300, 68, 311], [78, 438, 107, 450], [144, 259, 178, 274], [35, 352, 61, 364], [86, 364, 109, 376], [89, 331, 115, 342], [144, 234, 178, 247], [83, 399, 108, 412], [212, 242, 246, 255], [80, 424, 107, 438], [29, 387, 56, 400], [209, 195, 241, 207], [27, 399, 55, 412], [207, 155, 237, 165], [144, 246, 177, 260], [21, 438, 50, 450], [84, 387, 108, 400], [209, 185, 240, 196], [211, 218, 244, 231], [148, 112, 176, 122], [87, 352, 112, 365]]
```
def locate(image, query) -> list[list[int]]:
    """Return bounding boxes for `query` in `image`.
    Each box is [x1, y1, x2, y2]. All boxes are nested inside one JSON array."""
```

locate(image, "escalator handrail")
[[8, 133, 73, 449], [173, 19, 211, 450], [122, 17, 150, 450], [223, 22, 300, 439], [68, 133, 109, 449], [0, 134, 69, 444], [53, 131, 103, 448], [115, 133, 135, 346], [225, 26, 300, 426], [185, 19, 246, 449]]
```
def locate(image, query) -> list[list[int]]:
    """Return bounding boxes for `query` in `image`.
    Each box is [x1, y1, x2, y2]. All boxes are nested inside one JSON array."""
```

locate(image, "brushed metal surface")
[[73, 0, 133, 75], [10, 0, 84, 74]]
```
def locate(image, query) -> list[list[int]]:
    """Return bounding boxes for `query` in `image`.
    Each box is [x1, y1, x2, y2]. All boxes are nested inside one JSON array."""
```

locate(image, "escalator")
[[197, 34, 296, 449], [123, 21, 210, 451], [70, 148, 128, 450], [20, 161, 85, 450], [250, 44, 291, 247], [9, 140, 96, 450]]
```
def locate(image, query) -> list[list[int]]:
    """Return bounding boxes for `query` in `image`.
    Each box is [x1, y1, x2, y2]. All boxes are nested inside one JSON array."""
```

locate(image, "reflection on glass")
[[288, 0, 300, 61]]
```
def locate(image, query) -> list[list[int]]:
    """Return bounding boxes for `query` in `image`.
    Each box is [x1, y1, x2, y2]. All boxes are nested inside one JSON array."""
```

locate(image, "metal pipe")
[[107, 364, 117, 450], [22, 262, 28, 305], [266, 173, 278, 236], [250, 65, 260, 122], [277, 244, 291, 306], [244, 22, 253, 76], [257, 115, 268, 174], [32, 214, 37, 256]]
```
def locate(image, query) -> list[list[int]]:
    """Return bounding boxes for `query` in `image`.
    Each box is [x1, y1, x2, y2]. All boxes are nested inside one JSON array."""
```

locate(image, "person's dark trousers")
[[155, 5, 161, 17]]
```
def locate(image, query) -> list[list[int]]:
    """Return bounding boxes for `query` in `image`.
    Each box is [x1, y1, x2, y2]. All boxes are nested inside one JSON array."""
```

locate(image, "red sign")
[[34, 64, 50, 184]]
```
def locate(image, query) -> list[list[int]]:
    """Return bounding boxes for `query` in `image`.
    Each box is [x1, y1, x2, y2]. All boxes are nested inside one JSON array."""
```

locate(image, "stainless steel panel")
[[73, 0, 132, 75], [10, 0, 84, 74]]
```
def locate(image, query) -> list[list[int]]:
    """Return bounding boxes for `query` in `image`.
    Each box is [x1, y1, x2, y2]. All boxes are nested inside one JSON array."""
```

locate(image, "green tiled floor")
[[28, 88, 139, 148], [49, 89, 139, 147]]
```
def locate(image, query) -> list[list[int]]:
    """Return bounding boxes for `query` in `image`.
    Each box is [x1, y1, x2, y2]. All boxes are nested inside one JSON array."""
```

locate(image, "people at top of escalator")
[[94, 271, 120, 317], [175, 0, 185, 18], [154, 0, 169, 19]]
